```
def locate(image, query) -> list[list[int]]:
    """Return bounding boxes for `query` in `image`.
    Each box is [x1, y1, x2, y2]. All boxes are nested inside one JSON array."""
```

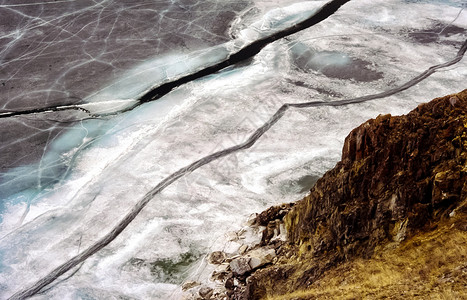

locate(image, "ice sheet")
[[0, 0, 466, 299]]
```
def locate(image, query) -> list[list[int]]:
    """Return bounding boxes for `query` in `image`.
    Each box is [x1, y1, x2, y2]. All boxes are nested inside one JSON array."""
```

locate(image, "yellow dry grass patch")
[[265, 217, 467, 300]]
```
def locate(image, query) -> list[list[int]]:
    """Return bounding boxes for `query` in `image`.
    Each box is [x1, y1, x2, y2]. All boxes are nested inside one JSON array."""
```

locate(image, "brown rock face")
[[241, 90, 467, 299], [287, 90, 467, 256]]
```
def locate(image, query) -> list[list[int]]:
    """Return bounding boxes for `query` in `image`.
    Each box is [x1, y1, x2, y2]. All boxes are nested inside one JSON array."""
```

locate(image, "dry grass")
[[265, 216, 467, 300]]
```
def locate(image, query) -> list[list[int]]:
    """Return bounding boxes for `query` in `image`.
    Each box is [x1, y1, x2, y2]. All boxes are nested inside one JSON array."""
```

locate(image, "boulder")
[[208, 251, 226, 265], [229, 248, 276, 276], [182, 281, 200, 291], [198, 286, 213, 299]]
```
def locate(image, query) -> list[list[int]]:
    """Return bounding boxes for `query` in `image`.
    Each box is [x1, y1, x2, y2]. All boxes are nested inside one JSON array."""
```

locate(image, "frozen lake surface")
[[0, 0, 466, 298]]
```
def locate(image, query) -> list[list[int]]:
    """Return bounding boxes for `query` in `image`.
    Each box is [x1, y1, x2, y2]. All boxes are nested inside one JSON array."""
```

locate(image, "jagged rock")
[[212, 289, 228, 300], [260, 219, 288, 245], [211, 263, 230, 281], [182, 281, 201, 291], [229, 248, 276, 276], [225, 276, 235, 289], [230, 257, 251, 276], [239, 245, 248, 255], [247, 248, 276, 269], [273, 223, 288, 242], [260, 222, 276, 246], [208, 251, 226, 265], [255, 203, 294, 226], [226, 231, 239, 242], [198, 286, 213, 299], [245, 213, 258, 226]]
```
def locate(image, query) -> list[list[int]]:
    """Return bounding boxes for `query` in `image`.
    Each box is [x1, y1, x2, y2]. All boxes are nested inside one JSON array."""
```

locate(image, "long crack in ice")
[[0, 0, 351, 119]]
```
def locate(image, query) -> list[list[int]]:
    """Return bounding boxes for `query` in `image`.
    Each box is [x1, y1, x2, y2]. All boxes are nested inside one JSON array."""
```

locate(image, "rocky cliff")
[[236, 90, 467, 299], [184, 90, 467, 300]]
